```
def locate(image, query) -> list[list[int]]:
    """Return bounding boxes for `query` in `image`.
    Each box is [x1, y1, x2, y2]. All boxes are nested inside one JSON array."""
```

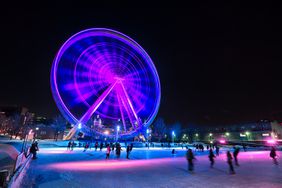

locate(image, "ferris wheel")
[[51, 28, 161, 139]]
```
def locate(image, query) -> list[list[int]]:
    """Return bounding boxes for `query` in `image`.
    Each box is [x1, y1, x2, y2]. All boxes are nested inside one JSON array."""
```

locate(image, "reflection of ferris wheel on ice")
[[51, 28, 161, 139]]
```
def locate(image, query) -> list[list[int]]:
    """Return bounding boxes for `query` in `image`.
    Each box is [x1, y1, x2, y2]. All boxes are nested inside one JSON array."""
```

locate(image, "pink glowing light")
[[47, 157, 178, 171], [266, 139, 276, 144], [219, 139, 226, 144]]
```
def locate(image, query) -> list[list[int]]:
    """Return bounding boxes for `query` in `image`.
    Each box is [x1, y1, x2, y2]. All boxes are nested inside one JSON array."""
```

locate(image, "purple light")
[[50, 28, 161, 138]]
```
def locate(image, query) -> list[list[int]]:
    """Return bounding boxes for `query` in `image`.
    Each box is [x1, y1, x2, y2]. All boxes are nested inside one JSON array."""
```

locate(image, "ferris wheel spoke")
[[78, 80, 118, 125], [116, 92, 127, 132], [119, 81, 142, 128], [118, 90, 136, 130]]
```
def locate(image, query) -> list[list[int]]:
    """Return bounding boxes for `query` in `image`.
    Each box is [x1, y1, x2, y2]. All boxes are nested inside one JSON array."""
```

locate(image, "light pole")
[[209, 133, 213, 143], [116, 125, 120, 142], [245, 131, 250, 141], [172, 131, 175, 146], [146, 128, 150, 149]]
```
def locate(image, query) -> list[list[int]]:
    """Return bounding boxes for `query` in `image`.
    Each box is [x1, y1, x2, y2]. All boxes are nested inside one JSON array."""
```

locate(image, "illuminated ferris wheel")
[[51, 28, 161, 139]]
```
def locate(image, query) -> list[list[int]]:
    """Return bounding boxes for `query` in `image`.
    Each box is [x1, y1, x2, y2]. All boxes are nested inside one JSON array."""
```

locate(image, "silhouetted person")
[[30, 141, 39, 159], [83, 142, 89, 152], [207, 145, 209, 150], [112, 143, 115, 152], [209, 149, 216, 168], [227, 151, 235, 174], [126, 145, 131, 159], [70, 141, 74, 151], [233, 147, 240, 166], [95, 141, 98, 151], [186, 149, 195, 172], [270, 146, 278, 165], [116, 143, 122, 159], [106, 144, 111, 159], [100, 142, 103, 151], [67, 141, 71, 150], [243, 144, 246, 152], [172, 149, 176, 154], [130, 143, 133, 151], [216, 146, 220, 156]]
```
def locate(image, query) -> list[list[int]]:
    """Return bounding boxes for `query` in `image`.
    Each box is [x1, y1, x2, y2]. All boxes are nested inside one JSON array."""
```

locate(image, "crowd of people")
[[67, 141, 134, 159], [186, 144, 279, 175]]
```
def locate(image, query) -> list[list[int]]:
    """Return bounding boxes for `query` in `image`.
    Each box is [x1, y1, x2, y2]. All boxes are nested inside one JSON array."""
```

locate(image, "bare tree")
[[52, 115, 67, 141], [152, 118, 167, 142]]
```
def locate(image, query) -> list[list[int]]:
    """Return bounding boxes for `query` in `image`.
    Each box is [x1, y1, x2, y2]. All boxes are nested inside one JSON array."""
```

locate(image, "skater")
[[112, 143, 115, 153], [233, 147, 240, 166], [83, 142, 89, 152], [30, 141, 39, 159], [67, 141, 71, 150], [243, 144, 246, 152], [207, 145, 209, 150], [215, 146, 220, 156], [186, 149, 195, 172], [270, 146, 278, 165], [130, 143, 133, 151], [172, 149, 176, 154], [95, 141, 98, 151], [100, 142, 103, 151], [106, 144, 111, 159], [126, 145, 131, 159], [227, 151, 235, 174], [70, 141, 74, 151], [116, 143, 122, 159], [209, 149, 216, 168]]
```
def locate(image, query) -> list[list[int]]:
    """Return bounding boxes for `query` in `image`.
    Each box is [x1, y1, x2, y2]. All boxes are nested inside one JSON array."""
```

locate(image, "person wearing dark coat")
[[209, 149, 216, 168], [126, 145, 131, 159], [270, 146, 278, 165], [227, 151, 235, 174], [233, 147, 240, 166], [30, 141, 39, 159], [186, 149, 195, 172]]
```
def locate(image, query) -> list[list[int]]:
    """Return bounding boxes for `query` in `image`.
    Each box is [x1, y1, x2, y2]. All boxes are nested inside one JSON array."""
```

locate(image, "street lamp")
[[116, 125, 120, 142], [172, 131, 175, 145], [209, 133, 213, 142], [146, 128, 149, 149], [245, 131, 250, 141]]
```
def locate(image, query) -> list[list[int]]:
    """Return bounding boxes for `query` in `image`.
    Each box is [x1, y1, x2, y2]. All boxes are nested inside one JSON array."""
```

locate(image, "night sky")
[[1, 2, 282, 126]]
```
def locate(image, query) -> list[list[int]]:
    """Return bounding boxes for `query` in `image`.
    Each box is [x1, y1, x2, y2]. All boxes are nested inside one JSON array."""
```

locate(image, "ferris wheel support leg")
[[63, 126, 78, 140], [119, 92, 136, 130], [120, 82, 142, 127], [117, 93, 127, 132]]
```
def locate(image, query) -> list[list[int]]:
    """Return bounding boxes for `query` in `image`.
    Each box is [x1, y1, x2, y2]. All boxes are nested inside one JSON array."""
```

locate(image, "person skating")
[[270, 146, 278, 165], [126, 145, 131, 159], [116, 143, 122, 159], [130, 143, 133, 151], [186, 149, 195, 172], [215, 146, 220, 156], [100, 142, 103, 151], [227, 151, 235, 174], [209, 149, 216, 168], [233, 147, 240, 166], [106, 144, 111, 159], [70, 141, 74, 151], [95, 141, 98, 151], [83, 142, 89, 152], [67, 141, 71, 150], [30, 141, 39, 159]]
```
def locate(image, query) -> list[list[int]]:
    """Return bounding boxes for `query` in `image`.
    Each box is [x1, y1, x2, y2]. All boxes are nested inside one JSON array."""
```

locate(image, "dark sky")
[[1, 2, 282, 126]]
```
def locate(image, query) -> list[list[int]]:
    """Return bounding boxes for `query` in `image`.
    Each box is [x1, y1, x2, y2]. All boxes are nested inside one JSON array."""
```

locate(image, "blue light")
[[117, 126, 120, 131], [78, 123, 82, 129], [172, 131, 175, 136], [146, 129, 149, 134]]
